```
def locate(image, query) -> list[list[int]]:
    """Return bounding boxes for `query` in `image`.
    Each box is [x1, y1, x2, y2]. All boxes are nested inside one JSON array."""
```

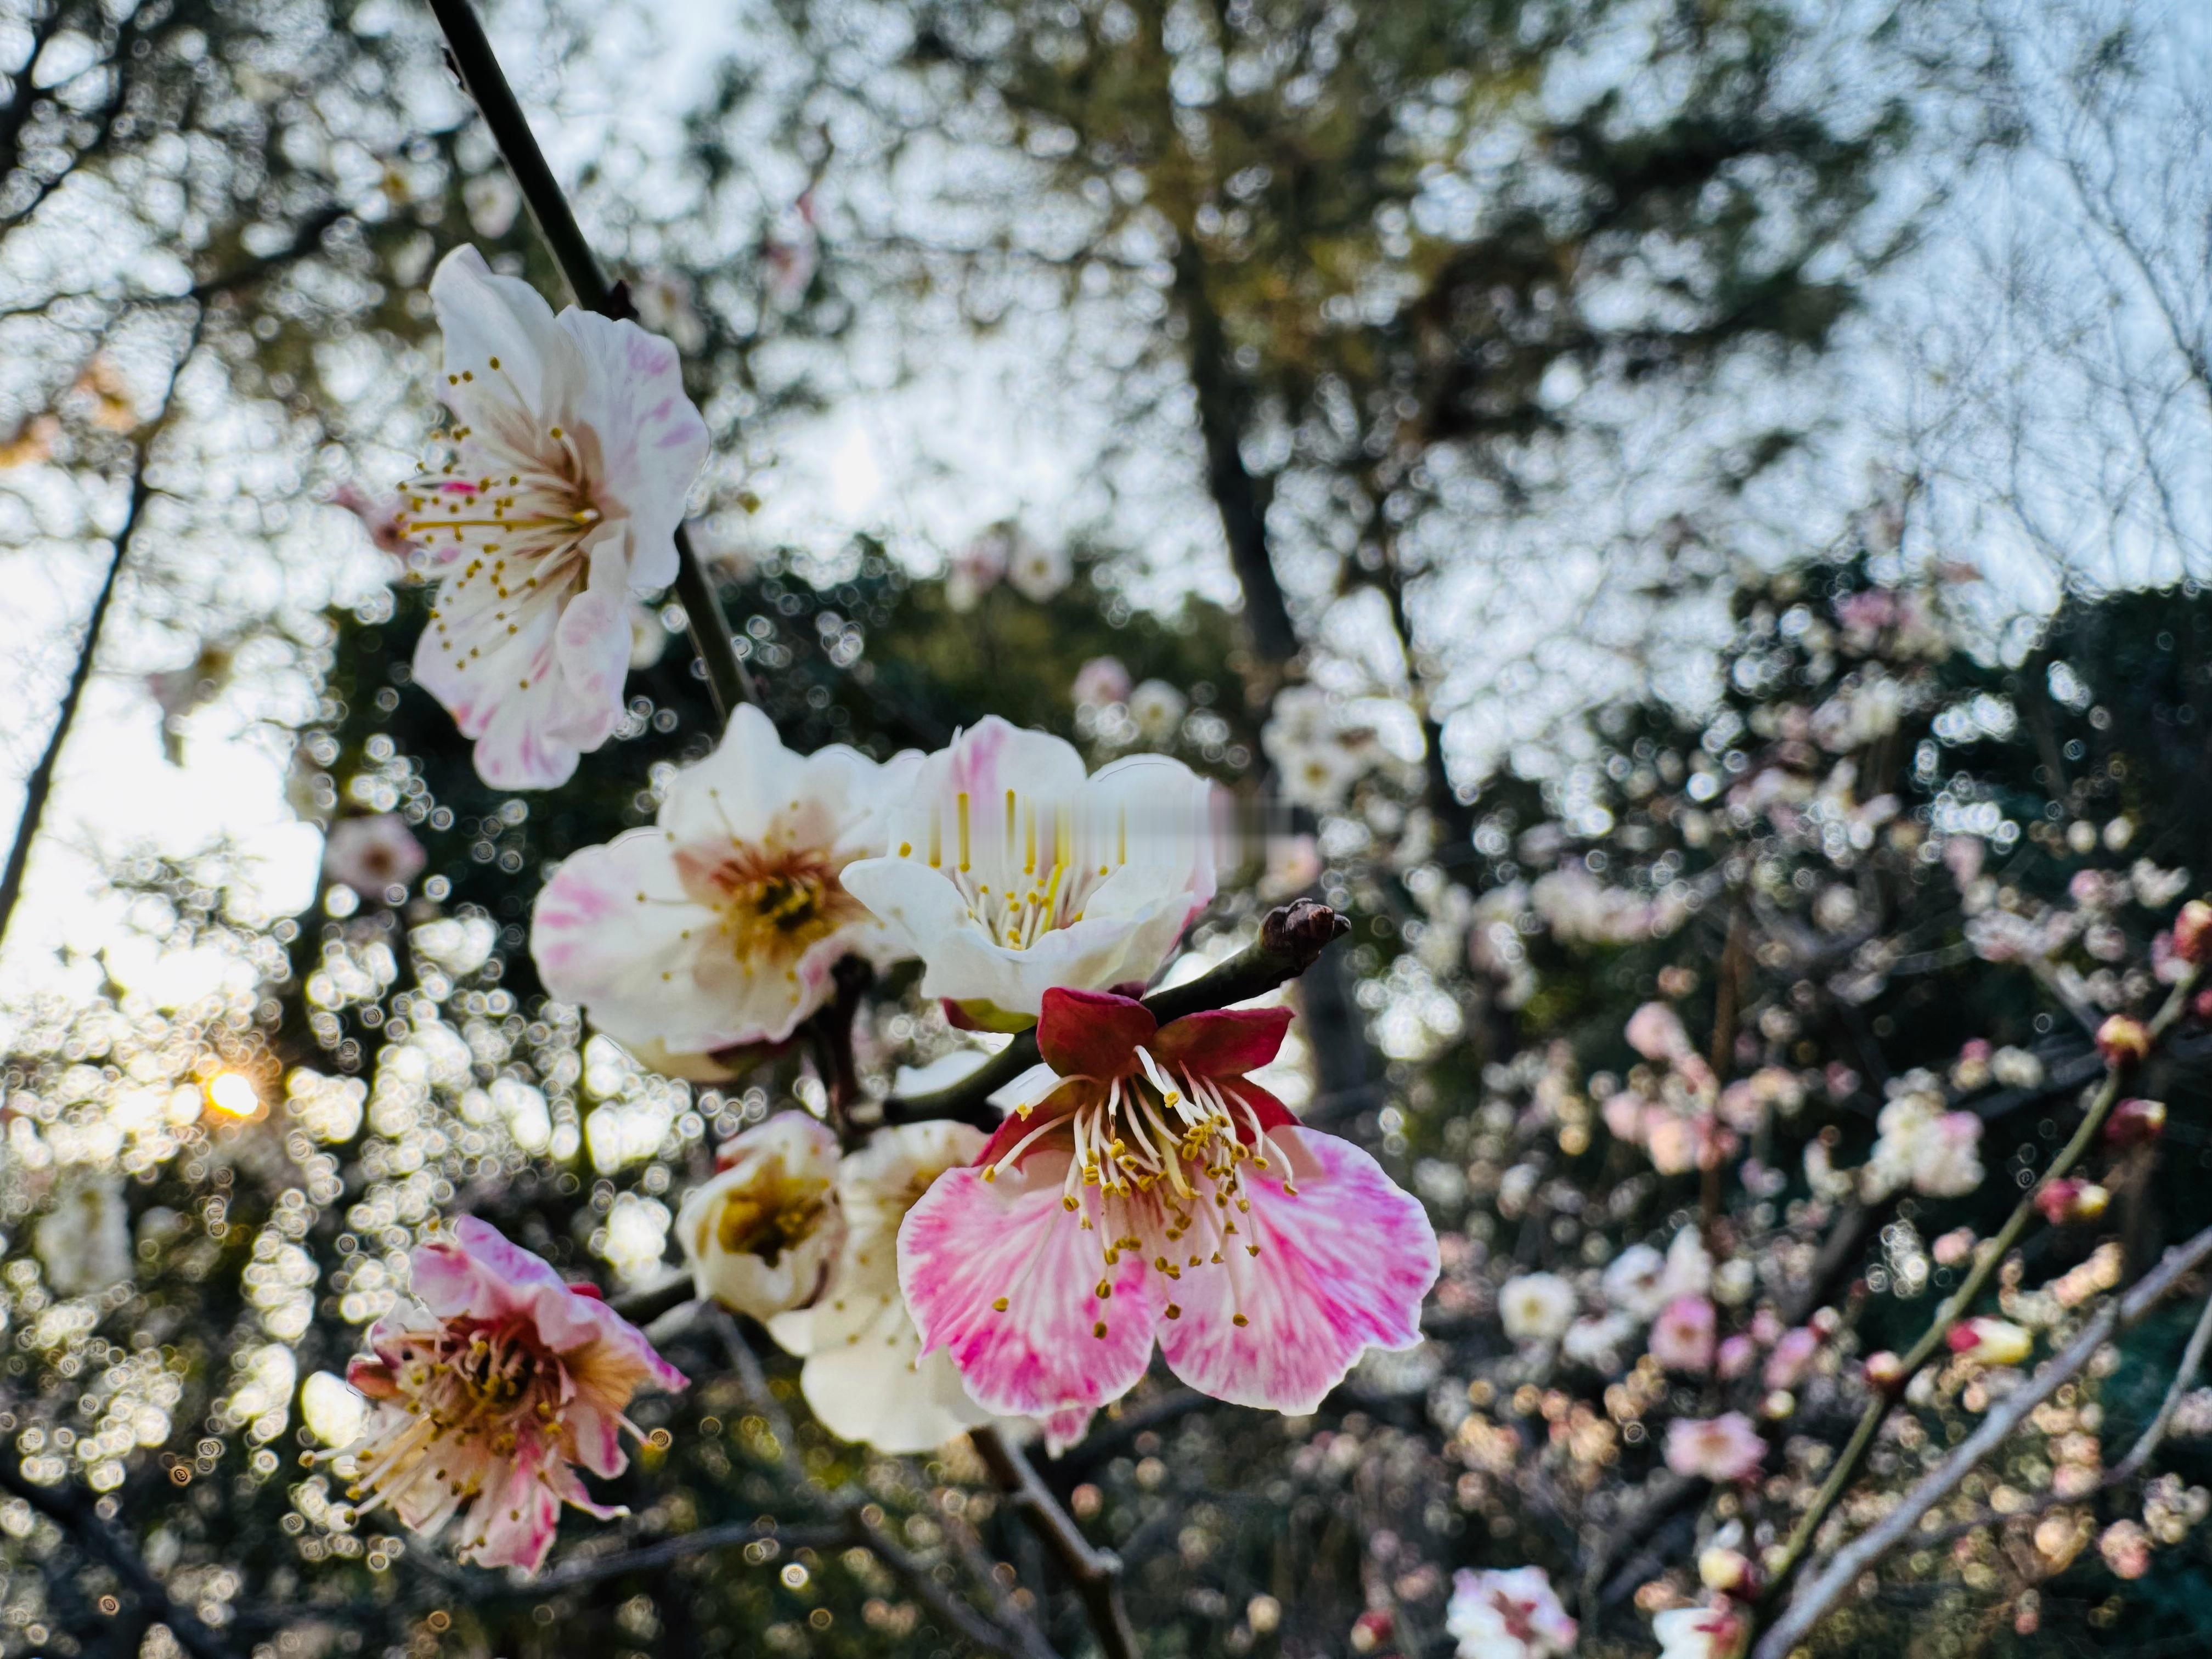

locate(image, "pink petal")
[[1148, 1006, 1293, 1077], [1037, 986, 1153, 1077], [1155, 1129, 1437, 1412], [899, 1150, 1161, 1418], [463, 1440, 565, 1573]]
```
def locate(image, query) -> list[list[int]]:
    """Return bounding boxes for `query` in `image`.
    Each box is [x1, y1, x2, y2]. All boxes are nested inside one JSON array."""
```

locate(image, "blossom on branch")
[[1663, 1412, 1764, 1482], [842, 718, 1216, 1027], [674, 1111, 843, 1321], [1444, 1565, 1577, 1659], [403, 245, 708, 788], [767, 1120, 1000, 1454], [532, 706, 915, 1068], [338, 1217, 685, 1573], [896, 988, 1438, 1417]]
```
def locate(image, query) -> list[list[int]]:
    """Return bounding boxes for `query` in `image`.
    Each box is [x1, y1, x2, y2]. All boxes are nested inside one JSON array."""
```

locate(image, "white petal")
[[428, 245, 568, 412], [556, 309, 708, 591]]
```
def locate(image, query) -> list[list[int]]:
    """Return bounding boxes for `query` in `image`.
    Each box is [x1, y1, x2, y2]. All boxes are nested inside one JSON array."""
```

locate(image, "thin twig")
[[1751, 966, 2197, 1624], [883, 899, 1351, 1128], [1754, 1220, 2212, 1659], [422, 0, 753, 725], [970, 1427, 1140, 1659]]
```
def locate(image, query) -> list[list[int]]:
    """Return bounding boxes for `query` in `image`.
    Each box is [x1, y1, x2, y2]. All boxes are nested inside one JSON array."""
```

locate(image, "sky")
[[0, 0, 2207, 1014]]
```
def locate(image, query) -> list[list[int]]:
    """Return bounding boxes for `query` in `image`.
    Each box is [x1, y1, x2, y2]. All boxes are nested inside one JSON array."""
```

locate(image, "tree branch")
[[423, 0, 753, 726], [1753, 1220, 2212, 1659], [970, 1427, 1139, 1659]]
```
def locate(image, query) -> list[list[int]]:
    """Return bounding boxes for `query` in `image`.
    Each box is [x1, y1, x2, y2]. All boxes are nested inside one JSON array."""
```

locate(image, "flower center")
[[347, 1318, 557, 1519], [709, 1176, 831, 1266], [896, 787, 1132, 950], [677, 841, 864, 968]]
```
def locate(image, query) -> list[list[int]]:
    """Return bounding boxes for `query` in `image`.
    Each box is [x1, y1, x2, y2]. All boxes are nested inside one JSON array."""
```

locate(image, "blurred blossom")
[[341, 1218, 684, 1573], [35, 1174, 132, 1296], [1652, 1603, 1747, 1659], [1444, 1566, 1576, 1659], [946, 526, 1008, 611], [322, 814, 426, 898], [1263, 687, 1375, 811], [462, 171, 520, 237], [1650, 1296, 1716, 1372], [1860, 1082, 1983, 1200], [630, 270, 707, 354], [1005, 531, 1073, 602], [1259, 833, 1323, 903], [2100, 1519, 2153, 1580], [1626, 1002, 1692, 1062], [1762, 1326, 1820, 1391], [1128, 679, 1187, 742], [1499, 1272, 1577, 1344], [532, 704, 916, 1061], [843, 718, 1216, 1024], [1716, 1333, 1758, 1380], [675, 1112, 843, 1320], [899, 989, 1438, 1416], [1563, 1313, 1635, 1370], [1946, 1317, 2033, 1368], [761, 188, 819, 312], [403, 245, 708, 788], [1664, 1413, 1764, 1482], [627, 601, 667, 669], [768, 1121, 998, 1453], [1071, 656, 1132, 708]]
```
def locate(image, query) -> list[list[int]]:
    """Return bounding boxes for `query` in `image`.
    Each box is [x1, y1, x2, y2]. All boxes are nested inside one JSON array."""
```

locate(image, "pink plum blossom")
[[1626, 1001, 1692, 1062], [1763, 1325, 1820, 1391], [323, 814, 427, 899], [842, 718, 1216, 1026], [1071, 656, 1132, 708], [531, 704, 916, 1068], [1653, 1603, 1747, 1659], [1444, 1565, 1577, 1659], [1663, 1412, 1764, 1482], [340, 1218, 684, 1573], [1649, 1296, 1716, 1372], [898, 988, 1437, 1417], [403, 246, 708, 788]]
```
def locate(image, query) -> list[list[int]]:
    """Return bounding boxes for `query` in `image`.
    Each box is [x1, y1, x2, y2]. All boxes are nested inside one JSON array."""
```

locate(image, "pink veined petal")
[[1039, 1405, 1094, 1457], [556, 309, 708, 591], [1147, 1006, 1293, 1079], [543, 538, 635, 749], [462, 1438, 566, 1573], [1036, 986, 1153, 1077], [544, 1457, 628, 1523], [562, 1398, 629, 1480], [899, 1149, 1162, 1419], [1156, 1128, 1438, 1413]]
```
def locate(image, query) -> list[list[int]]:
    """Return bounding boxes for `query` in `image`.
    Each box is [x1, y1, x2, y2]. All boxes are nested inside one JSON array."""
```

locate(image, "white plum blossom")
[[946, 527, 1008, 611], [1071, 656, 1132, 709], [35, 1173, 133, 1296], [767, 1121, 997, 1454], [1445, 1566, 1577, 1659], [630, 271, 708, 355], [1261, 686, 1376, 811], [1498, 1272, 1577, 1344], [531, 705, 916, 1068], [1127, 679, 1187, 742], [323, 814, 427, 900], [462, 172, 520, 238], [1653, 1604, 1747, 1659], [674, 1113, 844, 1320], [402, 245, 708, 788], [1005, 531, 1072, 602], [1860, 1080, 1984, 1200], [840, 717, 1216, 1026]]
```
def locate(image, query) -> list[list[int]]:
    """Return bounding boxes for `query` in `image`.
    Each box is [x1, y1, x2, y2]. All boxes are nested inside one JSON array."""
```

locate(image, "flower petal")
[[899, 1150, 1162, 1418], [556, 309, 708, 591], [428, 245, 568, 413], [1156, 1130, 1437, 1412], [1037, 986, 1153, 1078], [1148, 1006, 1293, 1079]]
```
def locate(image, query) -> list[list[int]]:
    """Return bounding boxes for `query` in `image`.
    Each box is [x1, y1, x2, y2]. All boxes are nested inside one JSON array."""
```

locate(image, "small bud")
[[2193, 987, 2212, 1024], [2097, 1015, 2152, 1067], [2175, 900, 2212, 964], [1715, 1333, 1758, 1380], [1759, 1388, 1796, 1420], [1808, 1306, 1841, 1339], [1947, 1317, 2034, 1367], [2035, 1178, 2109, 1225], [2107, 1098, 2167, 1148], [1864, 1350, 1906, 1391], [1699, 1546, 1758, 1595]]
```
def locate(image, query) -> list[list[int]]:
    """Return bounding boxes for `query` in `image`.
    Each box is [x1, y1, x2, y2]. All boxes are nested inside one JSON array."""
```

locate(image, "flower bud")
[[1947, 1317, 2033, 1367], [1699, 1546, 1758, 1595], [1808, 1306, 1841, 1339], [2107, 1098, 2167, 1148], [2175, 900, 2212, 964], [2035, 1178, 2110, 1226], [2096, 1015, 2151, 1067], [1759, 1388, 1796, 1420], [1864, 1350, 1906, 1391]]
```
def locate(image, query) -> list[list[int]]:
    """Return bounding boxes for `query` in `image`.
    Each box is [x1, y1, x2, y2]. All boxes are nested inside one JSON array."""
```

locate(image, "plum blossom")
[[1664, 1412, 1764, 1482], [674, 1112, 843, 1320], [946, 528, 1007, 611], [1498, 1273, 1577, 1344], [1947, 1317, 2033, 1368], [402, 245, 708, 788], [1762, 1325, 1820, 1391], [1071, 656, 1132, 709], [1860, 1083, 1984, 1200], [630, 271, 707, 355], [462, 172, 520, 237], [766, 1121, 998, 1454], [35, 1173, 133, 1296], [532, 706, 915, 1066], [323, 814, 427, 899], [1128, 679, 1187, 742], [898, 989, 1437, 1417], [329, 482, 420, 561], [1649, 1296, 1716, 1372], [1005, 530, 1073, 602], [339, 1218, 684, 1573], [1262, 686, 1376, 811], [1653, 1603, 1747, 1659], [1444, 1565, 1577, 1659], [842, 718, 1216, 1026]]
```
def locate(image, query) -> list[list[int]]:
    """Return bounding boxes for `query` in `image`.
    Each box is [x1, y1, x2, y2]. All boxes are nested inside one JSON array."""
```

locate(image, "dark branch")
[[972, 1427, 1139, 1659]]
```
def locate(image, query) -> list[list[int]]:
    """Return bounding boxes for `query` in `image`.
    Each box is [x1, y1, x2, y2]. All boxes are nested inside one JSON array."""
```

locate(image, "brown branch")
[[1753, 1220, 2212, 1659], [882, 899, 1351, 1128], [971, 1427, 1139, 1659], [1751, 966, 2198, 1627], [423, 0, 753, 726]]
